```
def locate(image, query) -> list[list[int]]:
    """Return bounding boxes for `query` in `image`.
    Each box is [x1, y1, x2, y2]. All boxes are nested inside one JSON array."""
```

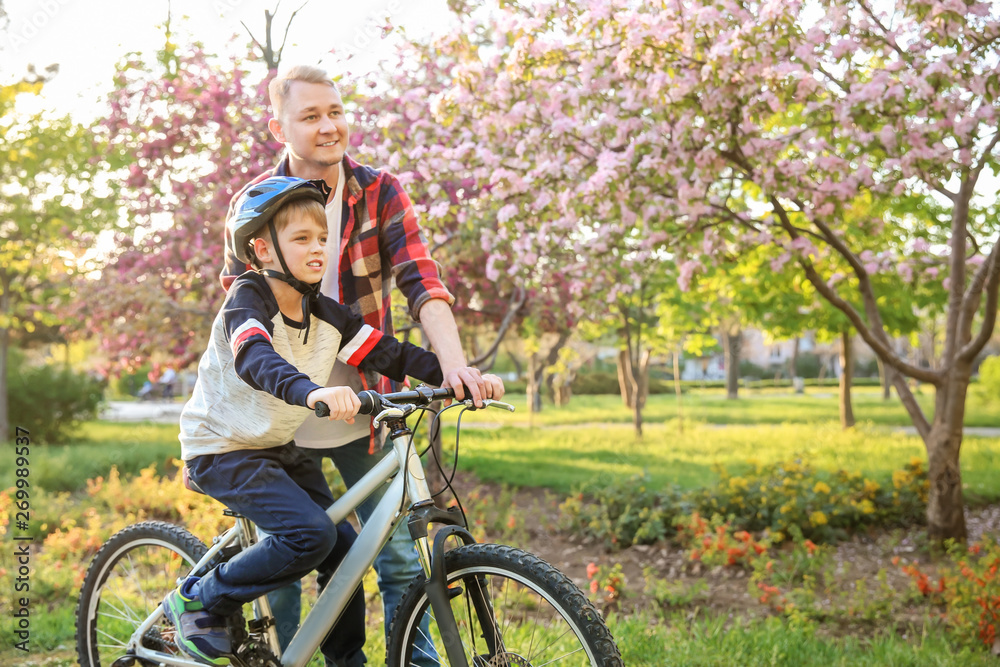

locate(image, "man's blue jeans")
[[267, 435, 438, 666]]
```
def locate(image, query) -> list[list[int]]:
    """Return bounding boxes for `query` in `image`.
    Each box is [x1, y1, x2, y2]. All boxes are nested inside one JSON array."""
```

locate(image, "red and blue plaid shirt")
[[221, 154, 454, 395]]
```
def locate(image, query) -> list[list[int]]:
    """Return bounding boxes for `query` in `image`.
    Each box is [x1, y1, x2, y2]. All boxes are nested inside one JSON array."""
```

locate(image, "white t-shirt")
[[294, 162, 371, 449]]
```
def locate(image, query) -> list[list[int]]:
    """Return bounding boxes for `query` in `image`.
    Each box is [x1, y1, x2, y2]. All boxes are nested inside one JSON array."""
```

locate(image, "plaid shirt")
[[221, 154, 454, 395]]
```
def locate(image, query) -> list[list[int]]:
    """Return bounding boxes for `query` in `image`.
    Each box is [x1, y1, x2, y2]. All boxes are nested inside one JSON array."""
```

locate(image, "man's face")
[[270, 81, 350, 171]]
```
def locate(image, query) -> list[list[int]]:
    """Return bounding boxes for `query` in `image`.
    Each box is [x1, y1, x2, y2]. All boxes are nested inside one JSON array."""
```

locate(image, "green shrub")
[[740, 360, 767, 378], [7, 351, 104, 444], [560, 473, 687, 548], [795, 353, 822, 378], [571, 372, 621, 395], [977, 356, 1000, 404], [561, 458, 929, 548]]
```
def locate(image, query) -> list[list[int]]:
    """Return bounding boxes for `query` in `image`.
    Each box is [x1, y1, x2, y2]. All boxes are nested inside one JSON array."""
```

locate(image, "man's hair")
[[248, 198, 327, 268], [268, 65, 337, 120]]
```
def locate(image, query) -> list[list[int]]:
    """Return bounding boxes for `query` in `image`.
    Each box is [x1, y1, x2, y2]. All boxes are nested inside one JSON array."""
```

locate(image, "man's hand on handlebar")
[[441, 366, 505, 407], [307, 386, 361, 423]]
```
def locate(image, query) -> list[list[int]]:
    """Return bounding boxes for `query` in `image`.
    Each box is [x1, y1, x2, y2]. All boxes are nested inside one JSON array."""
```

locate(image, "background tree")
[[0, 75, 120, 442], [403, 0, 999, 544], [75, 38, 279, 371]]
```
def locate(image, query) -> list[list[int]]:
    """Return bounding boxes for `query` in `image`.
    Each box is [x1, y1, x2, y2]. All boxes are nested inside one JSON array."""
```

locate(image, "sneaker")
[[162, 578, 233, 666]]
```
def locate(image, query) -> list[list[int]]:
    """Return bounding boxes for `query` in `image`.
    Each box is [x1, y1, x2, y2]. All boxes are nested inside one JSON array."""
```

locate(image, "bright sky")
[[2, 0, 453, 120]]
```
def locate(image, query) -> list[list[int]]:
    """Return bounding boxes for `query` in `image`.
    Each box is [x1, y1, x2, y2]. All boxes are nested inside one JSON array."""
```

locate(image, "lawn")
[[440, 421, 1000, 500], [6, 390, 1000, 666], [482, 387, 1000, 428]]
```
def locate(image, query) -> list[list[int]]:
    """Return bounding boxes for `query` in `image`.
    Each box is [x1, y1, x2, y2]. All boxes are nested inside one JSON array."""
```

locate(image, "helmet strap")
[[258, 221, 322, 345]]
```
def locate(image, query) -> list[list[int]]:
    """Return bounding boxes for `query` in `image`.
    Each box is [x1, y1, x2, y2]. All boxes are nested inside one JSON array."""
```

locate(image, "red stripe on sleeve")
[[232, 327, 270, 355], [346, 329, 383, 366]]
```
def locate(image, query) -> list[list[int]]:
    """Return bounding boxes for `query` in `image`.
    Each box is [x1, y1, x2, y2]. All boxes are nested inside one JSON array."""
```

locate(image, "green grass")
[[442, 421, 1000, 499], [1, 421, 180, 492], [613, 612, 996, 666], [485, 388, 1000, 428]]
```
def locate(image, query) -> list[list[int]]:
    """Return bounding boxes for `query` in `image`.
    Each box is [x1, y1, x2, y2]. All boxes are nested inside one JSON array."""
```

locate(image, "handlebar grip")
[[357, 390, 379, 416], [314, 401, 330, 418]]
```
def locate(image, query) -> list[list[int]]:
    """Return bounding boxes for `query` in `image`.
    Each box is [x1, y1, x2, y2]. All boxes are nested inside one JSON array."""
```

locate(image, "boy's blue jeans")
[[186, 443, 367, 667], [266, 435, 438, 666]]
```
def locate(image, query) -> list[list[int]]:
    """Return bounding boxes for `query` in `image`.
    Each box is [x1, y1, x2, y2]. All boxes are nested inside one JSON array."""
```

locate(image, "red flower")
[[586, 562, 599, 579]]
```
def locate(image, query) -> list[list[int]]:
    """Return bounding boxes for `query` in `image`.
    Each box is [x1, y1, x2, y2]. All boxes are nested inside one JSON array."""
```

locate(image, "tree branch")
[[276, 1, 309, 66], [770, 200, 941, 383], [958, 240, 1000, 363], [891, 370, 930, 438], [969, 131, 1000, 189], [469, 286, 526, 368]]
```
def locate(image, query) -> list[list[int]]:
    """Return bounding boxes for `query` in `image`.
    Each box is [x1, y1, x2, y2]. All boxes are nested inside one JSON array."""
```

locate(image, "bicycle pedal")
[[447, 585, 463, 599]]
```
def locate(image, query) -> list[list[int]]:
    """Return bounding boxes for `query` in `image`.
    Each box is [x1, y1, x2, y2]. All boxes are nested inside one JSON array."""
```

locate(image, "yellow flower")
[[813, 482, 831, 495], [858, 499, 876, 515], [809, 511, 828, 526], [729, 477, 749, 491], [863, 479, 880, 494]]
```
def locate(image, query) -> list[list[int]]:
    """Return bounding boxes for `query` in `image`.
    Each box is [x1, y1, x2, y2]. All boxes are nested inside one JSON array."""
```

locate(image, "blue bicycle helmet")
[[228, 176, 330, 263], [229, 176, 331, 344]]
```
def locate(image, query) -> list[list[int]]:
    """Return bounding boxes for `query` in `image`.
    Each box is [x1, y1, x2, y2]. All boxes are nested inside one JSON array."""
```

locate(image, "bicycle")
[[75, 385, 624, 667]]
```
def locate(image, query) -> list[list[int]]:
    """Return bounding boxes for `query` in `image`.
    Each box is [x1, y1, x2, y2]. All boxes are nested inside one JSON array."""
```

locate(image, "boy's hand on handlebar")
[[307, 386, 361, 423], [441, 366, 505, 407]]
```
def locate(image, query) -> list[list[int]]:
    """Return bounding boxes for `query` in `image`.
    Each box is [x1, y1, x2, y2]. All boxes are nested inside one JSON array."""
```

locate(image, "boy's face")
[[257, 212, 327, 284], [268, 81, 350, 171]]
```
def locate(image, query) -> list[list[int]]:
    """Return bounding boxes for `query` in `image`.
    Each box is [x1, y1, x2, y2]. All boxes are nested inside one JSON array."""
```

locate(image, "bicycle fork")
[[395, 427, 507, 667]]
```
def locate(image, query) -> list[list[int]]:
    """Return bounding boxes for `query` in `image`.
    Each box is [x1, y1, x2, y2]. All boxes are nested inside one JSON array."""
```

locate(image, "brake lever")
[[372, 405, 409, 429], [460, 398, 516, 412]]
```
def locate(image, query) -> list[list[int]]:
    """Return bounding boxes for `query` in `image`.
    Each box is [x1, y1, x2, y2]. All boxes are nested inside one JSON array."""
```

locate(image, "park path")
[[100, 401, 1000, 437]]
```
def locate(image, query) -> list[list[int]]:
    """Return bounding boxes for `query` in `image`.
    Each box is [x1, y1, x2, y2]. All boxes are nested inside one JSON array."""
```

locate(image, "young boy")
[[166, 177, 457, 667]]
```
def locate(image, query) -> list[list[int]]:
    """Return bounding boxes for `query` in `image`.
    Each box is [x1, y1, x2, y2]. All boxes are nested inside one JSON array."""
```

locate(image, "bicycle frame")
[[125, 421, 462, 667]]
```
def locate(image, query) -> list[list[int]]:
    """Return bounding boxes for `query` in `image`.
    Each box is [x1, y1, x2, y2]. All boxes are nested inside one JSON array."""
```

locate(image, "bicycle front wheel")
[[386, 543, 623, 667], [75, 521, 207, 667]]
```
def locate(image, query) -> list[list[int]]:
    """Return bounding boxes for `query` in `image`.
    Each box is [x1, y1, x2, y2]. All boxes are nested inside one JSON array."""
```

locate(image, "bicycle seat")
[[181, 466, 207, 495]]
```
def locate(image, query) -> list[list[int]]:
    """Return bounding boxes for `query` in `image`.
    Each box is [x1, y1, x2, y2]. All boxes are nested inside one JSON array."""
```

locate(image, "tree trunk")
[[552, 367, 575, 407], [924, 375, 970, 544], [616, 350, 633, 407], [673, 349, 684, 435], [877, 356, 893, 400], [839, 329, 855, 429], [526, 354, 543, 413], [789, 337, 802, 394], [507, 350, 522, 378], [630, 349, 650, 438], [723, 325, 741, 400]]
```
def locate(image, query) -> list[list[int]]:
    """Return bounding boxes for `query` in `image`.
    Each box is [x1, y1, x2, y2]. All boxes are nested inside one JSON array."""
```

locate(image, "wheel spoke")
[[76, 523, 207, 667], [386, 544, 622, 667]]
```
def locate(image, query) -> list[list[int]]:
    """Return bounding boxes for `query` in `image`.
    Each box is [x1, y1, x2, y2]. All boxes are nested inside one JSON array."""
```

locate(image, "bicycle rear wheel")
[[75, 521, 207, 667], [386, 543, 623, 667]]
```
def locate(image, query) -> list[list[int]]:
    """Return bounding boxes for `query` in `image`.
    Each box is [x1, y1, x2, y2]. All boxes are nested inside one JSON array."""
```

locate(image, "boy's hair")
[[268, 65, 338, 120], [248, 198, 327, 268]]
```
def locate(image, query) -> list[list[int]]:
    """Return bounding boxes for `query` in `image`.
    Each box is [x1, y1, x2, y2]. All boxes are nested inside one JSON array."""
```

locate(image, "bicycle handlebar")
[[313, 385, 458, 419]]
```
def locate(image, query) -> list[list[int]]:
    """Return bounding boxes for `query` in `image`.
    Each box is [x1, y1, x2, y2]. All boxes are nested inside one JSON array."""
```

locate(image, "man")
[[222, 65, 493, 665]]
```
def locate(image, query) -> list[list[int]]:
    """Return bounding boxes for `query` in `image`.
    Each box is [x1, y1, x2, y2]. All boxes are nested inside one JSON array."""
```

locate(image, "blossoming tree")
[[417, 0, 999, 543], [77, 41, 279, 370]]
